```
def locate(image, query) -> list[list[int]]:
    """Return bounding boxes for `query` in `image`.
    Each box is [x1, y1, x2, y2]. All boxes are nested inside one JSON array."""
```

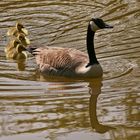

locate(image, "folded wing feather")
[[31, 46, 88, 76]]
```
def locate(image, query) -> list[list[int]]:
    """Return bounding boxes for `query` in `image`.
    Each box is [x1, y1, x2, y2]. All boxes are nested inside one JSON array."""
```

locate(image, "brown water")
[[0, 0, 140, 140]]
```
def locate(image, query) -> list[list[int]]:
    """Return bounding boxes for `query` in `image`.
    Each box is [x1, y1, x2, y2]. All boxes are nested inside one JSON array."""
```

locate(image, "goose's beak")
[[104, 23, 113, 28]]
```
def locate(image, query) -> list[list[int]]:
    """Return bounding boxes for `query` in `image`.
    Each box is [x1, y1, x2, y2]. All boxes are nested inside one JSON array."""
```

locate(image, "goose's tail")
[[26, 45, 39, 56], [26, 46, 36, 54]]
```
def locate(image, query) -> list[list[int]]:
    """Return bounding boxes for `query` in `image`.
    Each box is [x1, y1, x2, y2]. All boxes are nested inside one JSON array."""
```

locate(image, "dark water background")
[[0, 0, 140, 140]]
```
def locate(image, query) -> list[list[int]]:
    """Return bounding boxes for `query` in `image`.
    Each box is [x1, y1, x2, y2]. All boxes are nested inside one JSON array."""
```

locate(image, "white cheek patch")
[[90, 21, 100, 32]]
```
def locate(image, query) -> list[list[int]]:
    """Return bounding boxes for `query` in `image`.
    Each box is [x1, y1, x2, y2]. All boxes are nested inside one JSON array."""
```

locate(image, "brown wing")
[[33, 47, 73, 70], [29, 45, 88, 76], [33, 47, 88, 71]]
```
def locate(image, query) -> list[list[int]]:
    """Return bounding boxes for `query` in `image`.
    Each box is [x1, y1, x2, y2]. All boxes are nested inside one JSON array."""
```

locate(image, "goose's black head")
[[89, 18, 113, 32]]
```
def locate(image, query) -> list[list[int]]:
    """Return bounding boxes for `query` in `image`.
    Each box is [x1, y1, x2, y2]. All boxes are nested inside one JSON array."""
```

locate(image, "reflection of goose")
[[88, 79, 115, 133], [27, 18, 113, 78], [7, 22, 28, 37]]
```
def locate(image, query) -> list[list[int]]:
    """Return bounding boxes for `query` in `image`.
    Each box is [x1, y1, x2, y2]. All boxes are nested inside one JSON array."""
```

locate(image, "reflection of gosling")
[[13, 44, 27, 59], [7, 22, 28, 37]]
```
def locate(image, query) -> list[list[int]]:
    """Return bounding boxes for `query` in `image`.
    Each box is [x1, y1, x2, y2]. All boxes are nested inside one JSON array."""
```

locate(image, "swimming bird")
[[13, 44, 27, 59], [27, 18, 113, 78], [7, 22, 28, 37], [17, 33, 30, 46], [5, 36, 29, 59], [5, 40, 27, 59], [5, 39, 20, 56]]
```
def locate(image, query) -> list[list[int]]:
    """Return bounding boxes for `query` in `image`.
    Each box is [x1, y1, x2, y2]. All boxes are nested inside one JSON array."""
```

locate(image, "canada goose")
[[7, 22, 28, 37], [27, 18, 113, 78]]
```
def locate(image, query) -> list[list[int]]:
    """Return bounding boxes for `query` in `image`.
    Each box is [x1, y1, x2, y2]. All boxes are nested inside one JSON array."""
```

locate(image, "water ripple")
[[0, 0, 139, 139]]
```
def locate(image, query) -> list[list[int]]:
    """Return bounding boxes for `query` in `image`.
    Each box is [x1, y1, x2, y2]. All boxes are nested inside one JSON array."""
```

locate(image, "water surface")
[[0, 0, 140, 140]]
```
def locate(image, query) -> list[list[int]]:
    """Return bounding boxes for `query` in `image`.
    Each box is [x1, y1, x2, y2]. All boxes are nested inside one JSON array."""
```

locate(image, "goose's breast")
[[76, 64, 103, 78]]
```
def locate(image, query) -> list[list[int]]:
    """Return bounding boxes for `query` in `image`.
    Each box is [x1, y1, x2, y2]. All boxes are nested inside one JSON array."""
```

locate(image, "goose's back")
[[32, 46, 88, 76]]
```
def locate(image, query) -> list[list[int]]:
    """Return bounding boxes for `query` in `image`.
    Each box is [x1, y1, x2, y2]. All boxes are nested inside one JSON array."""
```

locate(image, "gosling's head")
[[13, 39, 21, 48], [89, 18, 113, 32], [16, 22, 24, 29], [16, 44, 26, 53], [17, 33, 30, 46], [12, 44, 27, 60], [16, 22, 28, 35]]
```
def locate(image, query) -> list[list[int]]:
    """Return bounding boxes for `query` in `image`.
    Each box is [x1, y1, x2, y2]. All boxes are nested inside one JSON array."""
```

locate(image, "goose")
[[7, 22, 28, 37], [27, 18, 113, 78]]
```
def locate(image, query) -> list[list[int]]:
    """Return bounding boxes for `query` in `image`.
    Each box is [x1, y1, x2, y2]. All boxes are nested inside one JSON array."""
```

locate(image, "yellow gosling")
[[5, 39, 20, 55], [5, 32, 30, 56], [7, 22, 28, 37], [13, 44, 27, 59], [5, 39, 27, 59], [17, 33, 30, 46]]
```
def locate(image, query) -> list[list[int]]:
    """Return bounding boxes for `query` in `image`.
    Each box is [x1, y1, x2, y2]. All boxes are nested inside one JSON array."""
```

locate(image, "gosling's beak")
[[104, 23, 113, 28], [24, 36, 30, 45], [21, 28, 28, 35]]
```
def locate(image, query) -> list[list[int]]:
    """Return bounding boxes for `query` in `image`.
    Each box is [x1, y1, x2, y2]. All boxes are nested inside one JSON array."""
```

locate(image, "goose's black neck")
[[86, 24, 99, 67]]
